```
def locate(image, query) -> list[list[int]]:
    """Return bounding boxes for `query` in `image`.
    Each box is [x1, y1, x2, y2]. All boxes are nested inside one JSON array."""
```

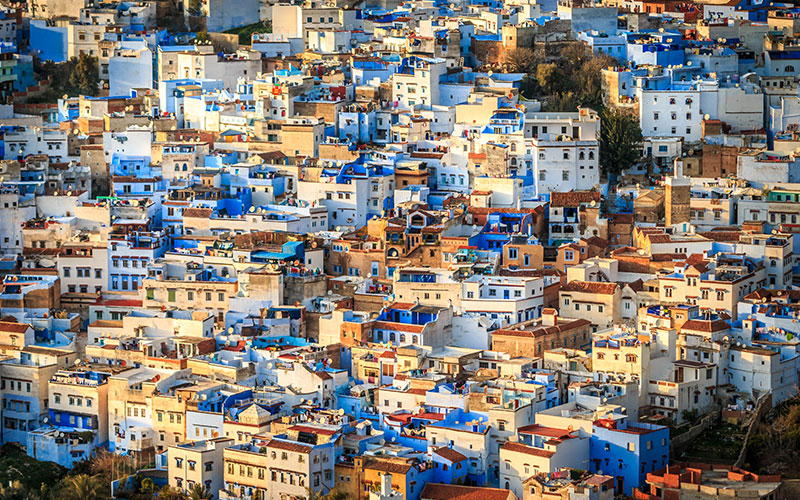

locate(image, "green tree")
[[157, 485, 188, 500], [187, 0, 202, 16], [543, 92, 579, 112], [188, 483, 213, 500], [503, 47, 537, 74], [140, 478, 155, 494], [599, 107, 642, 179], [68, 53, 99, 96], [535, 62, 566, 96], [61, 475, 101, 500]]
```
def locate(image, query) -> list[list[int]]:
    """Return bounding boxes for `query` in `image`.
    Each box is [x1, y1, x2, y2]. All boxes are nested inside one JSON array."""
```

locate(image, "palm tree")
[[140, 478, 156, 494], [157, 485, 188, 500], [188, 483, 213, 500], [62, 475, 100, 500]]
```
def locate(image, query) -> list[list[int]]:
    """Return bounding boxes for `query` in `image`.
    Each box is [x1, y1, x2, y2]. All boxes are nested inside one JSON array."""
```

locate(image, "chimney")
[[541, 308, 557, 326], [381, 473, 392, 496]]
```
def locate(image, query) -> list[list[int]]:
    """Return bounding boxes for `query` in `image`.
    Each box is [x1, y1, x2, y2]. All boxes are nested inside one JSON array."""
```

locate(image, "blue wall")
[[29, 20, 67, 63]]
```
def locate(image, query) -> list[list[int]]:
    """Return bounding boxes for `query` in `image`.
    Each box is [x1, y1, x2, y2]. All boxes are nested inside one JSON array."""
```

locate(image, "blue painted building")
[[590, 416, 669, 495], [29, 20, 67, 62]]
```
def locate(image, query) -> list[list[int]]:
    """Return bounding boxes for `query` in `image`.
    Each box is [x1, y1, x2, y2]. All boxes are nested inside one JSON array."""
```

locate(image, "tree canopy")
[[599, 107, 643, 178]]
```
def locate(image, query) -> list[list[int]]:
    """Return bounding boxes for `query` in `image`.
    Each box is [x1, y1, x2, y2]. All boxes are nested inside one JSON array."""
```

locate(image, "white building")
[[297, 176, 369, 230], [637, 80, 763, 143], [461, 274, 546, 328], [526, 108, 601, 195], [392, 56, 447, 108]]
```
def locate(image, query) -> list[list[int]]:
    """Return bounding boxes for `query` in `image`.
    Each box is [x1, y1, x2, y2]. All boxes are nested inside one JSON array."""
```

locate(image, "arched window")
[[510, 143, 516, 152], [389, 332, 396, 341], [182, 163, 189, 171], [589, 151, 595, 160], [579, 151, 585, 160], [787, 65, 795, 72]]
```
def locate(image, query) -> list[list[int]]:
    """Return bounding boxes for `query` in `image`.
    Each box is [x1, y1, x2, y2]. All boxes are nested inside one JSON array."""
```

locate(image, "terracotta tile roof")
[[433, 447, 468, 462], [0, 321, 30, 333], [500, 441, 556, 458], [517, 424, 574, 439], [584, 236, 608, 247], [364, 458, 413, 474], [289, 425, 337, 436], [374, 321, 424, 333], [651, 253, 686, 261], [266, 439, 313, 453], [421, 484, 515, 500], [493, 318, 590, 339], [647, 234, 672, 243], [183, 208, 214, 218], [610, 213, 634, 224], [498, 269, 563, 278], [681, 319, 730, 333], [626, 279, 645, 292], [686, 253, 706, 265], [87, 320, 124, 328], [550, 191, 601, 208], [390, 302, 416, 310], [744, 288, 800, 302], [698, 231, 741, 242], [560, 281, 618, 294]]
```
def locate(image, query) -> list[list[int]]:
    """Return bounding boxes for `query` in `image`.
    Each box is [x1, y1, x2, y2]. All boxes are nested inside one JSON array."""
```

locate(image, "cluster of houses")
[[1, 0, 800, 498]]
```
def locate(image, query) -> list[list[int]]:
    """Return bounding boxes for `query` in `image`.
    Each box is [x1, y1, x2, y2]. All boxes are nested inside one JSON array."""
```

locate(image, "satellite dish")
[[704, 114, 710, 120], [338, 408, 345, 415]]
